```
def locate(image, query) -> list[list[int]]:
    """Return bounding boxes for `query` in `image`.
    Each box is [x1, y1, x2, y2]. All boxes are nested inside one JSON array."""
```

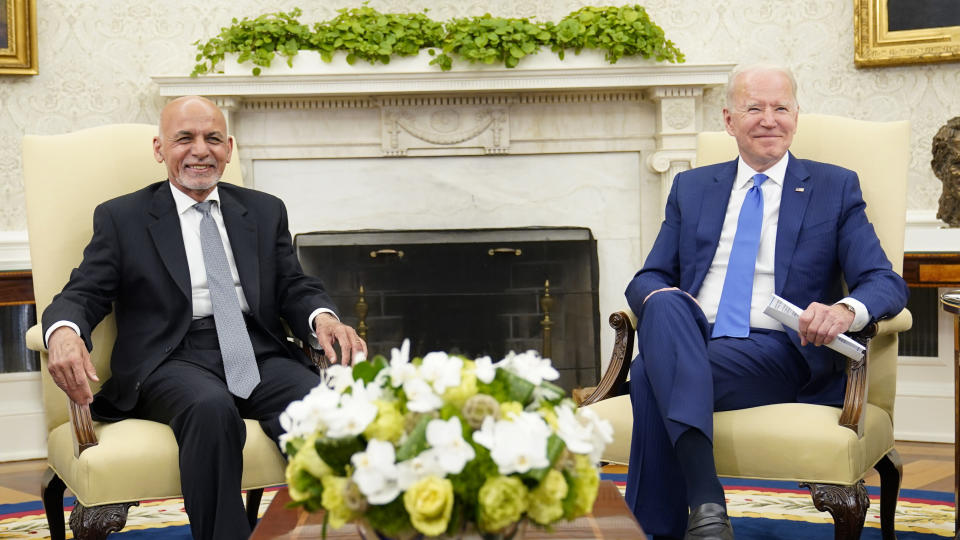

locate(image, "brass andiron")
[[540, 279, 554, 359], [355, 284, 369, 341]]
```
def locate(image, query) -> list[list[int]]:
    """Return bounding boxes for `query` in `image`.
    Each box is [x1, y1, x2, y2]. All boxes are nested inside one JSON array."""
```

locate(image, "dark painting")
[[888, 0, 960, 31], [0, 4, 7, 50]]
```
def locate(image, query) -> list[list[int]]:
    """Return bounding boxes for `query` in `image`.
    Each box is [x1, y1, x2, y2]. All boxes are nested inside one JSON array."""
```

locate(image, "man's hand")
[[47, 327, 99, 405], [797, 302, 855, 347], [313, 313, 368, 365]]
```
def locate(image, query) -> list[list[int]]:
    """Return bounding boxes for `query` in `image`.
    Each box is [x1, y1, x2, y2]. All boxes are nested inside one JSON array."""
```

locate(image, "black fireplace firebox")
[[294, 227, 601, 392]]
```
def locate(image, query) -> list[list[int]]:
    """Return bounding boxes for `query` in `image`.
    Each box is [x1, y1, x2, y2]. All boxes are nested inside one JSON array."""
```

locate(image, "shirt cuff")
[[837, 297, 869, 332], [45, 321, 81, 348], [308, 308, 339, 349]]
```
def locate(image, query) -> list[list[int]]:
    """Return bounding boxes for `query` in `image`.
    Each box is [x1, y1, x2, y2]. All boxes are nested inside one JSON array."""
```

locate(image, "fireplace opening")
[[295, 227, 601, 392]]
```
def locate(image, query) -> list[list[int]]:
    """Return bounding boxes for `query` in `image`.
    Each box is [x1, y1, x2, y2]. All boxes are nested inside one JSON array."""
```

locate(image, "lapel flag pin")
[[795, 187, 805, 192]]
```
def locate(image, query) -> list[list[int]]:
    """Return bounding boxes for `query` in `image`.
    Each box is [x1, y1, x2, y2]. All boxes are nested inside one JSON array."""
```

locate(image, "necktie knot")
[[195, 200, 214, 217], [752, 173, 768, 188]]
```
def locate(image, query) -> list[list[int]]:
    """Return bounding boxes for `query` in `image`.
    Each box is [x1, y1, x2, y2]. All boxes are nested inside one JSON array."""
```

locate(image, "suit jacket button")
[[135, 381, 141, 390]]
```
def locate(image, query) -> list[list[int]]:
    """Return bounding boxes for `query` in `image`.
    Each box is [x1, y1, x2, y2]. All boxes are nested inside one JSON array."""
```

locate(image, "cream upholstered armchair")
[[581, 114, 913, 540], [22, 124, 288, 540]]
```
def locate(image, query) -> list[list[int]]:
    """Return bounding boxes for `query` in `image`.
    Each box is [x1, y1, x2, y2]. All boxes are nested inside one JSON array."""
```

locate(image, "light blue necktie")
[[195, 201, 260, 398], [712, 173, 768, 338]]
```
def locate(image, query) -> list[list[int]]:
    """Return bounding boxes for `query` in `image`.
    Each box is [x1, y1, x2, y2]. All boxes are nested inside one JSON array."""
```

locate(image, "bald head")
[[153, 96, 233, 202]]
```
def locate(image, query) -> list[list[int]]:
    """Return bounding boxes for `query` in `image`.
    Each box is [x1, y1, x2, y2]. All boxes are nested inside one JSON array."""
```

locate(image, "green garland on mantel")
[[191, 5, 684, 77]]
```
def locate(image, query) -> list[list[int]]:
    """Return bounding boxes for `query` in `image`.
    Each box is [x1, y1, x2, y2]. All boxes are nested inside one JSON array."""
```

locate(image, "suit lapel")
[[692, 159, 737, 293], [219, 188, 261, 314], [147, 182, 191, 301], [775, 153, 812, 294]]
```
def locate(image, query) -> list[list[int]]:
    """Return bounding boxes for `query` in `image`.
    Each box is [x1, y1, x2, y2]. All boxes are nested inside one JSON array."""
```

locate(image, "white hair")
[[725, 63, 799, 109]]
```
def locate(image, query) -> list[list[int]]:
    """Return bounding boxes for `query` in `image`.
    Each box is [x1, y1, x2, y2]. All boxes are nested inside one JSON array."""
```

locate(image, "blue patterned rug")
[[0, 478, 954, 538]]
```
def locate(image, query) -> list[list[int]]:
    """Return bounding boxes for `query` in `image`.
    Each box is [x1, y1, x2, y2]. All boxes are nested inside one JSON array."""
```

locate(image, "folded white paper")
[[763, 294, 866, 361]]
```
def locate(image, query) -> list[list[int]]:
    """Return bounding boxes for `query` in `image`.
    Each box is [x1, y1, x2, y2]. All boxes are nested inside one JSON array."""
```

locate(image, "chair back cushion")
[[695, 114, 910, 417], [23, 123, 243, 432]]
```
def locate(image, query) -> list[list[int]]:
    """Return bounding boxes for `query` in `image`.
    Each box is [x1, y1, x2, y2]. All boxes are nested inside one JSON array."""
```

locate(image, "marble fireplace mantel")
[[153, 61, 733, 188], [151, 61, 733, 370]]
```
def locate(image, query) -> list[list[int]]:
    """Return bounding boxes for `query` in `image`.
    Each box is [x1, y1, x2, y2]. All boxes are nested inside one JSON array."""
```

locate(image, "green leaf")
[[396, 415, 431, 461]]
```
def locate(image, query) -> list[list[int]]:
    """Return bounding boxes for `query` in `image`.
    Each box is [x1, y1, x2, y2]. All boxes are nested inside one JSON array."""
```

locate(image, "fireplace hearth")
[[295, 227, 600, 392]]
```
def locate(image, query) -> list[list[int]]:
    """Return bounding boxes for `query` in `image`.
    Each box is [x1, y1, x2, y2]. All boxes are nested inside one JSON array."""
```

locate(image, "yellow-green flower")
[[528, 469, 568, 525], [499, 401, 524, 420], [538, 404, 558, 431], [321, 475, 357, 529], [564, 454, 600, 520], [402, 476, 454, 536], [363, 400, 405, 443], [285, 436, 331, 503], [478, 475, 528, 532], [442, 367, 478, 408]]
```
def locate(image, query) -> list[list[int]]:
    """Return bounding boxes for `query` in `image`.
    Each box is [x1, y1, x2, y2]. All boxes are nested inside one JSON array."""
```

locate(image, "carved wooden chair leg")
[[874, 449, 903, 540], [68, 501, 138, 540], [41, 468, 67, 540], [801, 481, 869, 540], [246, 488, 265, 530]]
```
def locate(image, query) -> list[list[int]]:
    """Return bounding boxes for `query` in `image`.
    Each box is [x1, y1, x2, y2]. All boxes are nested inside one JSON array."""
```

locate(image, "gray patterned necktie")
[[194, 201, 260, 398]]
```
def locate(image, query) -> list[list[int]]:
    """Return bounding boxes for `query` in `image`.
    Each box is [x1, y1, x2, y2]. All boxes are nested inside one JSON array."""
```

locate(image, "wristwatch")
[[835, 302, 856, 316]]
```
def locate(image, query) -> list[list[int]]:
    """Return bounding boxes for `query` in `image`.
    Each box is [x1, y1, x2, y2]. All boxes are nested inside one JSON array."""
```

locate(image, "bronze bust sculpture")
[[933, 117, 960, 227]]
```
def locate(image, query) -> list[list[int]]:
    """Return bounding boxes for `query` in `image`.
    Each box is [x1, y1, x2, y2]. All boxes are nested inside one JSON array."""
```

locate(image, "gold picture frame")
[[0, 0, 37, 75], [854, 0, 960, 67]]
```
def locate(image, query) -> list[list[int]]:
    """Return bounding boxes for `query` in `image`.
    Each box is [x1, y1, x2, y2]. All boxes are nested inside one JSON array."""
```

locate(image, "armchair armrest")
[[578, 311, 635, 407], [25, 324, 46, 352], [27, 325, 99, 456], [837, 307, 912, 438], [875, 308, 912, 336]]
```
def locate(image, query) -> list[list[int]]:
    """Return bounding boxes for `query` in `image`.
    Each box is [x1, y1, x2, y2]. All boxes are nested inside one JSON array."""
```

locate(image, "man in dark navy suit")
[[42, 96, 366, 539], [623, 64, 908, 539]]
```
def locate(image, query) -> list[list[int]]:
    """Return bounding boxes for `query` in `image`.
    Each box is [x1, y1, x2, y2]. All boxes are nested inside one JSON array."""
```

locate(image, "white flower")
[[404, 378, 443, 412], [474, 355, 496, 384], [474, 412, 551, 475], [501, 350, 559, 386], [325, 383, 378, 439], [556, 405, 614, 463], [352, 439, 401, 504], [388, 339, 418, 388], [426, 417, 475, 474], [396, 449, 445, 490], [420, 352, 462, 394], [279, 382, 342, 447], [323, 363, 355, 393]]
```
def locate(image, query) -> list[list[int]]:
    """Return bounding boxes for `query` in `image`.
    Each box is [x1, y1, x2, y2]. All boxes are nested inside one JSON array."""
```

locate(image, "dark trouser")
[[132, 317, 322, 540], [624, 291, 811, 538]]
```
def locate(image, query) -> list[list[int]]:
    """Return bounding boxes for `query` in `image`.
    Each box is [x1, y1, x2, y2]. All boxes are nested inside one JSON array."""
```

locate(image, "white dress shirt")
[[695, 154, 868, 333]]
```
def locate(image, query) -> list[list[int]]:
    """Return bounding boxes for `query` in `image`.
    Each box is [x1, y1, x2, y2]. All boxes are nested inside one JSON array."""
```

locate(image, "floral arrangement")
[[280, 340, 613, 539]]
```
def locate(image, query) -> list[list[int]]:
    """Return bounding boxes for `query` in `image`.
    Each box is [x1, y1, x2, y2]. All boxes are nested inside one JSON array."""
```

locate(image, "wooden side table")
[[941, 290, 960, 539]]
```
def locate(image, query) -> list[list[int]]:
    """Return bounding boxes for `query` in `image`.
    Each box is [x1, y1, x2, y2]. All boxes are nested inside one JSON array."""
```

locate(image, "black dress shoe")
[[684, 503, 734, 540]]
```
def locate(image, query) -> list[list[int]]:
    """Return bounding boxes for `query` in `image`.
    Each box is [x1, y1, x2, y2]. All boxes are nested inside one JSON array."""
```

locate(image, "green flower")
[[563, 454, 599, 520], [403, 476, 454, 536], [499, 401, 524, 419], [363, 400, 405, 443], [478, 475, 528, 532], [527, 469, 568, 525], [285, 436, 331, 504], [321, 475, 358, 529], [443, 365, 478, 408]]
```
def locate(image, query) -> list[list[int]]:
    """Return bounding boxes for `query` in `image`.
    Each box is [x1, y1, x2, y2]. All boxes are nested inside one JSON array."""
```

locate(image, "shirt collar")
[[169, 181, 221, 216], [734, 152, 790, 190]]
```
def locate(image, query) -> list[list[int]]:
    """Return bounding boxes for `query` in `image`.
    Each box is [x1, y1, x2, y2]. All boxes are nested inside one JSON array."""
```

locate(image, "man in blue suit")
[[623, 64, 908, 539]]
